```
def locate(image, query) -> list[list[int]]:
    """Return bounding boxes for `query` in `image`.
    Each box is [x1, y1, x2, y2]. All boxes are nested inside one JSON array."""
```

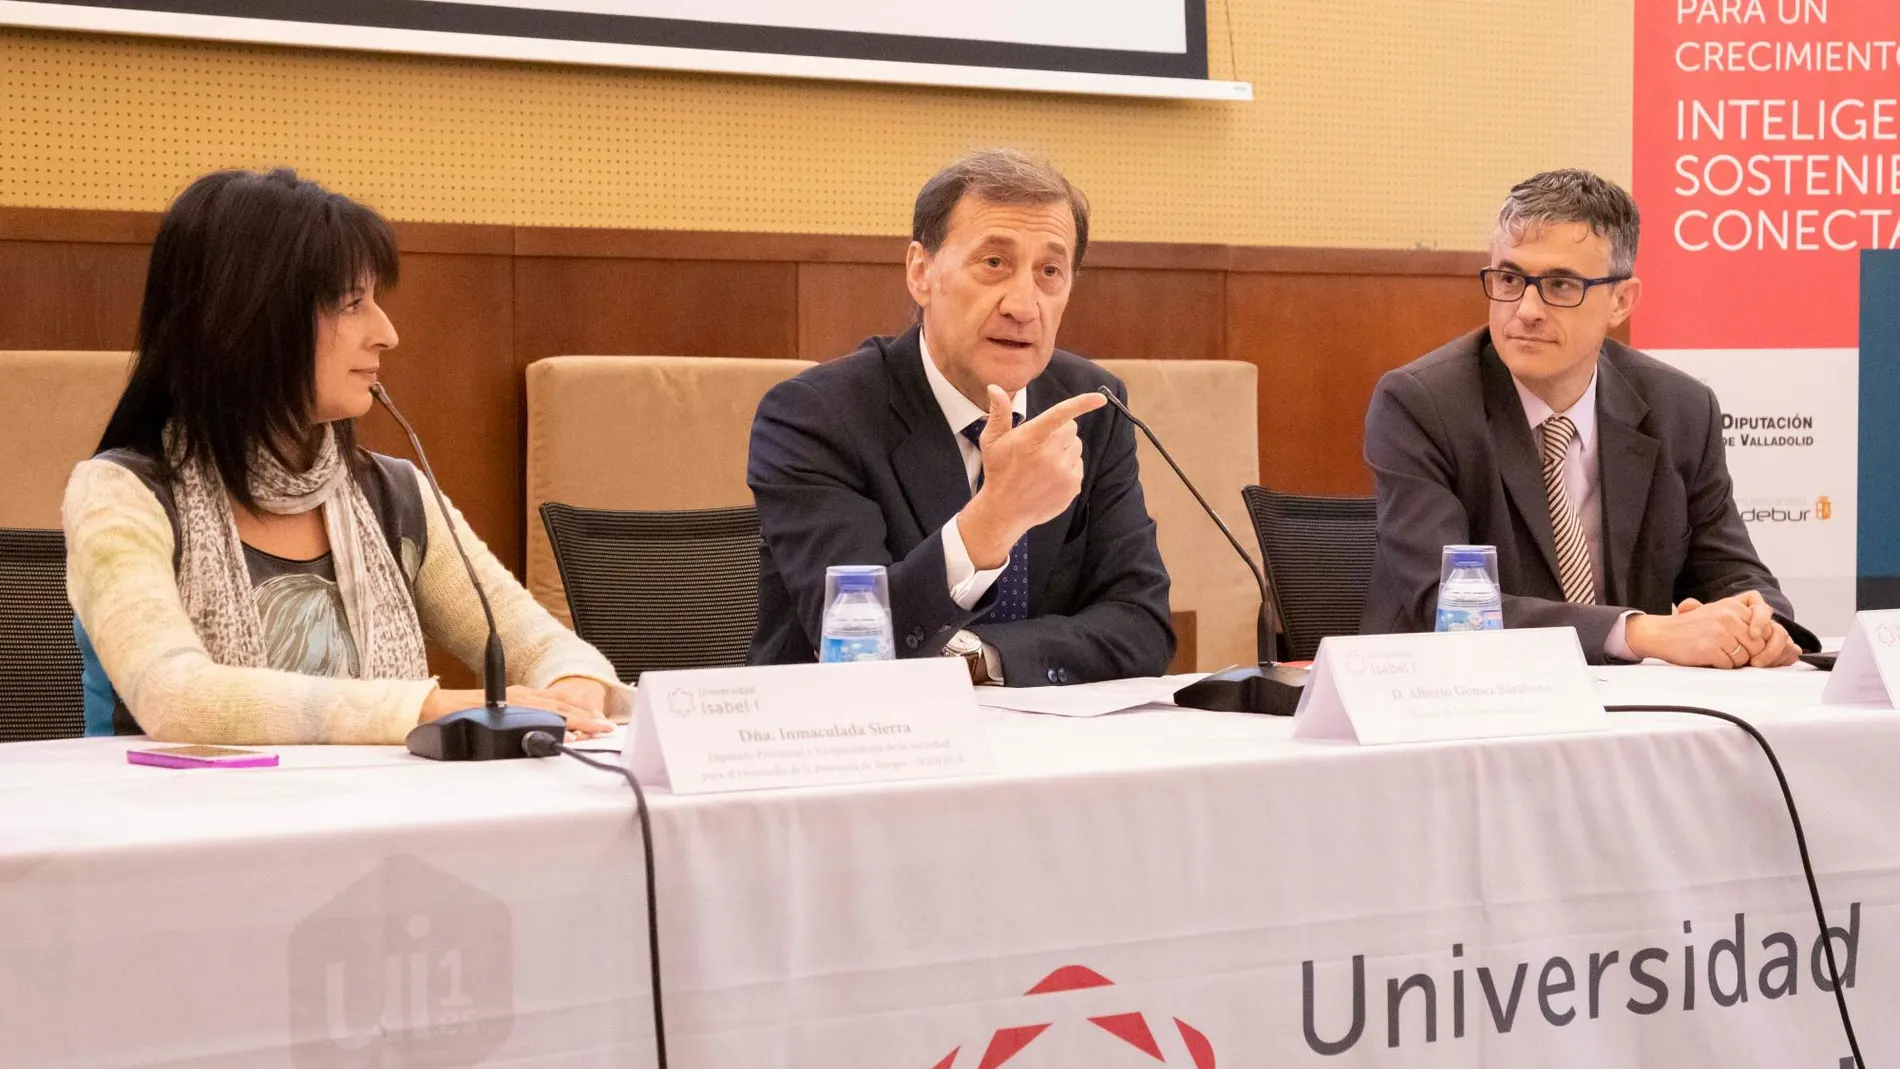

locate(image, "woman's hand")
[[544, 676, 613, 718], [419, 684, 615, 738]]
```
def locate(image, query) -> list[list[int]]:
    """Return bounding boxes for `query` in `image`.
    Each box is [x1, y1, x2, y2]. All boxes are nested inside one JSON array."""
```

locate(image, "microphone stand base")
[[1174, 664, 1308, 717], [406, 704, 569, 760]]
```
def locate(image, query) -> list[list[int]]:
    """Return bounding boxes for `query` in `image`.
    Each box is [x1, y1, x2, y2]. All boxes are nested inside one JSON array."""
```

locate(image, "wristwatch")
[[943, 629, 997, 685]]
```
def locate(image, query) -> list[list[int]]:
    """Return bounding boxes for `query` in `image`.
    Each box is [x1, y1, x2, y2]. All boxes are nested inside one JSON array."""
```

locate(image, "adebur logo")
[[928, 965, 1216, 1068], [288, 856, 513, 1069], [1739, 496, 1834, 524]]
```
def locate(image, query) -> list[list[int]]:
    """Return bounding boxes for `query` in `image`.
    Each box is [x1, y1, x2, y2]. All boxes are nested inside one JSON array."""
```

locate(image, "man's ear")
[[904, 241, 934, 309], [1607, 275, 1642, 329]]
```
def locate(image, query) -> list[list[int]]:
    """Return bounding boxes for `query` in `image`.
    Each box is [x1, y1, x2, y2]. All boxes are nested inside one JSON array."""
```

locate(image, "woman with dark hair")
[[65, 168, 623, 743]]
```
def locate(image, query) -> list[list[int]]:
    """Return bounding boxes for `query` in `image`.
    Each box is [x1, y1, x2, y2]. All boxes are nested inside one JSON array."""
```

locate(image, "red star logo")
[[929, 965, 1216, 1068]]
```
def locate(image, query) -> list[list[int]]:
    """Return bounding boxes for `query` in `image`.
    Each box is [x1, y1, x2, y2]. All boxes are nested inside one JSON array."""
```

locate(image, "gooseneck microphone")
[[1095, 386, 1305, 716], [371, 383, 568, 758]]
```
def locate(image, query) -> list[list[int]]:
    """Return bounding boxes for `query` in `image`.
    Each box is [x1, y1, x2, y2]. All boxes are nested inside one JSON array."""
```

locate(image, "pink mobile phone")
[[126, 745, 280, 769]]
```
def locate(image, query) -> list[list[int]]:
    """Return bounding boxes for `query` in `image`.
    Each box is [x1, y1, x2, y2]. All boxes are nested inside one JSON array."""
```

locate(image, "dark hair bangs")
[[308, 197, 399, 313]]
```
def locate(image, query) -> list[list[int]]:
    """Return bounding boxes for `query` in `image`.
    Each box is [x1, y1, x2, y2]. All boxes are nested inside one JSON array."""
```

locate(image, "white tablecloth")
[[1, 665, 1895, 1068]]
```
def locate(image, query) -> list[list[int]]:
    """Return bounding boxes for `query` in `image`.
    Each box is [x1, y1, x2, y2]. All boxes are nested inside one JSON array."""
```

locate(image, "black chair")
[[539, 502, 761, 683], [1240, 486, 1378, 663], [0, 528, 86, 741]]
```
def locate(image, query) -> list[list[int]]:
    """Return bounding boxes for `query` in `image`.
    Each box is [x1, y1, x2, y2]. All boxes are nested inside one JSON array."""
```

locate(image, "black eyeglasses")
[[1479, 268, 1628, 309]]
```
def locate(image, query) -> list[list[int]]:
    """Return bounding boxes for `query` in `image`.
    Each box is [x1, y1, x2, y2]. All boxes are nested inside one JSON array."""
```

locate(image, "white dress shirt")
[[920, 333, 1027, 609], [1511, 372, 1638, 660]]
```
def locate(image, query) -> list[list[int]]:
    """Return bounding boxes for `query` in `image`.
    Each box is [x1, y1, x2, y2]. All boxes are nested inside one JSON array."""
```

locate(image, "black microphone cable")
[[523, 731, 668, 1069], [1604, 704, 1863, 1068]]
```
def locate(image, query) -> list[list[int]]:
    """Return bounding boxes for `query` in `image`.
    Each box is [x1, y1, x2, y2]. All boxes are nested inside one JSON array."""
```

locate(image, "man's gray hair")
[[912, 148, 1090, 270], [1495, 169, 1641, 276]]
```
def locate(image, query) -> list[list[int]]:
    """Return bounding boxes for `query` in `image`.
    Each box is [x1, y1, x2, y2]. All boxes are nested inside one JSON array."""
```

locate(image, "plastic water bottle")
[[1435, 545, 1503, 632], [819, 565, 895, 663]]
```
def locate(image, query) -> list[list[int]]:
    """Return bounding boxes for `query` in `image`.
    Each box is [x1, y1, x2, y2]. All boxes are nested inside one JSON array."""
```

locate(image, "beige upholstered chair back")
[[1097, 360, 1261, 672], [0, 351, 134, 530], [524, 356, 815, 623]]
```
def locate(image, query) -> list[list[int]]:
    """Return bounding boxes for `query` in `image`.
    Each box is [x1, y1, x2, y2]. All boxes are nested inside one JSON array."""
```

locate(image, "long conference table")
[[2, 664, 1896, 1069]]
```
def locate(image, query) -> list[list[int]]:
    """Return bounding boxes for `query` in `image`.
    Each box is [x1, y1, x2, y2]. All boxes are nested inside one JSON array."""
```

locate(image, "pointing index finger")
[[1020, 391, 1109, 435]]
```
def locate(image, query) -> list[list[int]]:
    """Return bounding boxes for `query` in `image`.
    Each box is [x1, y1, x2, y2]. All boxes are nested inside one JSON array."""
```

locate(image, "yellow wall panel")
[[0, 1, 1632, 249]]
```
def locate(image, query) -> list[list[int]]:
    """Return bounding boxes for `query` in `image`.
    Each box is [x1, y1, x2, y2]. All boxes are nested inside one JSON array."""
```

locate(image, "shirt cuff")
[[1605, 611, 1642, 662], [980, 642, 1006, 685], [943, 515, 1009, 611]]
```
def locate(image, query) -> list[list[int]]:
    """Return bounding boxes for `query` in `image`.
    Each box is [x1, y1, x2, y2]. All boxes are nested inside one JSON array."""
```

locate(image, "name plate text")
[[624, 658, 990, 793], [1292, 628, 1608, 745]]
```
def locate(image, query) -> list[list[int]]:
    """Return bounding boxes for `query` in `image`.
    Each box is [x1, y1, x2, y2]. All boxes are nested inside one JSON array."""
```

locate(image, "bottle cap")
[[828, 564, 884, 592], [1447, 546, 1493, 570]]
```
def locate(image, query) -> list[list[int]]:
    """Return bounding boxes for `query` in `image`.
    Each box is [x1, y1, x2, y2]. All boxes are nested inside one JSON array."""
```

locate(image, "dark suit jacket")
[[1361, 327, 1798, 662], [747, 326, 1174, 685]]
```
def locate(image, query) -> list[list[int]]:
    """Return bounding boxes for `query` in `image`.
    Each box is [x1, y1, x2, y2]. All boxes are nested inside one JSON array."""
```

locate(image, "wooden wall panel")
[[1061, 268, 1226, 363], [796, 262, 912, 361], [356, 251, 518, 567], [0, 241, 145, 350], [512, 258, 799, 366], [1227, 272, 1489, 495], [3, 205, 1504, 551]]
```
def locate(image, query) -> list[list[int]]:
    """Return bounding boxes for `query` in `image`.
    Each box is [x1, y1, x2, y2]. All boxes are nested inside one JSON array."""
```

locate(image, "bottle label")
[[819, 635, 891, 663], [1435, 606, 1503, 633]]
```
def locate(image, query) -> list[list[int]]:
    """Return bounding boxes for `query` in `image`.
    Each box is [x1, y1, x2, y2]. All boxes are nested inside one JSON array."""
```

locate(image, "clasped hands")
[[1625, 590, 1800, 669]]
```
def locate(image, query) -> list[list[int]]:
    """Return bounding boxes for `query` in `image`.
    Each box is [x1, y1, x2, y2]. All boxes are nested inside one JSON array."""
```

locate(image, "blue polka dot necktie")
[[962, 416, 1030, 623]]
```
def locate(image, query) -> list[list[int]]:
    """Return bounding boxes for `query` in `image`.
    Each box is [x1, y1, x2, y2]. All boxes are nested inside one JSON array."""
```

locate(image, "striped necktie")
[[1538, 414, 1598, 605], [962, 416, 1029, 623]]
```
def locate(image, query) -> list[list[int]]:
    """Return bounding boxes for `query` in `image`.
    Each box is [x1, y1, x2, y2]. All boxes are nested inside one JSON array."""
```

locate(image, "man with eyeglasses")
[[1360, 169, 1816, 668]]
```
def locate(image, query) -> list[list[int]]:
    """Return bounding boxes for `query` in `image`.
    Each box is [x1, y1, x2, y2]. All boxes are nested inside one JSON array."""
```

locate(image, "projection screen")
[[0, 0, 1253, 100]]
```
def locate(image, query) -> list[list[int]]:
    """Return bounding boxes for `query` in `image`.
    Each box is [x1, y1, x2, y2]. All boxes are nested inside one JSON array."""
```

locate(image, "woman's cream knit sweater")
[[63, 459, 630, 744]]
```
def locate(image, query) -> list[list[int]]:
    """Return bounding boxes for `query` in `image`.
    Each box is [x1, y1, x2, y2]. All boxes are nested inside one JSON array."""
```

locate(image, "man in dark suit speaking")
[[747, 149, 1173, 685], [1362, 169, 1809, 668]]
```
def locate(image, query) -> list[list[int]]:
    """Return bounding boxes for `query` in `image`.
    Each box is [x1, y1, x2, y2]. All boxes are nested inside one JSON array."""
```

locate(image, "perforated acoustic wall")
[[1, 1, 1631, 247]]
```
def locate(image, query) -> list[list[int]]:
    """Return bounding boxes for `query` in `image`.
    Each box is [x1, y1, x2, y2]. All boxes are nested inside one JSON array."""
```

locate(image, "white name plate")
[[623, 658, 991, 794], [1292, 627, 1608, 745], [1821, 610, 1900, 706]]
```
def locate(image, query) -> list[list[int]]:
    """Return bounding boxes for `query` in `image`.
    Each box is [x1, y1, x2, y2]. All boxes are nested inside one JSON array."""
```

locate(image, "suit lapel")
[[1593, 353, 1659, 607], [885, 328, 975, 540], [1481, 341, 1565, 587]]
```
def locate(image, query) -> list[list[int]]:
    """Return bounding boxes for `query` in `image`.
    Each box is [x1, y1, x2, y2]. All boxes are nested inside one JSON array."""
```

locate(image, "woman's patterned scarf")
[[167, 424, 429, 680]]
